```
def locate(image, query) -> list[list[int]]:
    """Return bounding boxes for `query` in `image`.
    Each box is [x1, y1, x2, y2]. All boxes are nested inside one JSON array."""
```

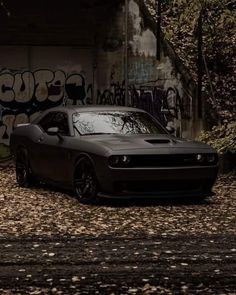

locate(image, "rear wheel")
[[74, 157, 98, 204], [15, 149, 34, 188]]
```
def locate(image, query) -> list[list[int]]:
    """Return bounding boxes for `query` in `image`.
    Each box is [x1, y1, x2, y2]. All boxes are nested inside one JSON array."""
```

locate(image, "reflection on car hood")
[[84, 134, 214, 152]]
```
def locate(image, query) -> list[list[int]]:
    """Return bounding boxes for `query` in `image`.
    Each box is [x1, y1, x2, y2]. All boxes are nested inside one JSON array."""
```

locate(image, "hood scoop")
[[145, 139, 171, 144]]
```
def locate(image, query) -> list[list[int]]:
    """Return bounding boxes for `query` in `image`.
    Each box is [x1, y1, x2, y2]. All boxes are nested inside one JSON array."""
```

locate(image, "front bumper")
[[97, 191, 216, 199], [97, 165, 219, 198]]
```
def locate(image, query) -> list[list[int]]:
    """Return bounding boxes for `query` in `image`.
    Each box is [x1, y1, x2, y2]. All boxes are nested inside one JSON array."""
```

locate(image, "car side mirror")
[[47, 127, 59, 136], [166, 126, 175, 134]]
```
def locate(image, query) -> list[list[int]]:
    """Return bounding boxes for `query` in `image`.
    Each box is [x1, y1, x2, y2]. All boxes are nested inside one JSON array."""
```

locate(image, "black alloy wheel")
[[74, 157, 98, 204], [16, 150, 33, 188]]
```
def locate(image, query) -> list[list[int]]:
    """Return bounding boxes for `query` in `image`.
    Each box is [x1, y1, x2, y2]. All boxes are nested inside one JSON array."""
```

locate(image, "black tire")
[[74, 157, 98, 204], [15, 149, 34, 188]]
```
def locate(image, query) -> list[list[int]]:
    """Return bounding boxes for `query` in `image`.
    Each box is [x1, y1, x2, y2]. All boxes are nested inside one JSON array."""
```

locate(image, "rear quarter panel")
[[10, 124, 41, 159]]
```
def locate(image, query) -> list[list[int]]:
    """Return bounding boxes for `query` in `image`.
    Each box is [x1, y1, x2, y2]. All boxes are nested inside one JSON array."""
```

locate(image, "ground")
[[0, 167, 235, 294]]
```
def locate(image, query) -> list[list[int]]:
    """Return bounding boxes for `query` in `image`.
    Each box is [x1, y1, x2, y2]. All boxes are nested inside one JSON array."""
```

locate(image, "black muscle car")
[[10, 106, 219, 203]]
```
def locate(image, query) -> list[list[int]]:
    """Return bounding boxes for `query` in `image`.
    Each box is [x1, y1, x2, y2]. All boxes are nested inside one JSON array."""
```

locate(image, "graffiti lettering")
[[0, 73, 14, 102], [96, 82, 125, 106], [96, 82, 191, 127], [0, 69, 192, 161], [0, 69, 89, 160], [65, 74, 86, 105], [0, 69, 87, 107], [14, 72, 34, 103]]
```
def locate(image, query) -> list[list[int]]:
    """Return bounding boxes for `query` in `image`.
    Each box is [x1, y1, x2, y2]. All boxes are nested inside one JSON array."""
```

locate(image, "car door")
[[30, 111, 55, 178], [34, 111, 71, 184]]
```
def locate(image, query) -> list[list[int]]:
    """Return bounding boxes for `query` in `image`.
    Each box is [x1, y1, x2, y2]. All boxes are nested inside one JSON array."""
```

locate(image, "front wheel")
[[74, 157, 98, 204]]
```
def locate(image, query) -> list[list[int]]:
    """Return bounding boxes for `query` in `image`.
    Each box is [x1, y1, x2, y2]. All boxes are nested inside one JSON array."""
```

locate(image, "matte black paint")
[[10, 106, 219, 199]]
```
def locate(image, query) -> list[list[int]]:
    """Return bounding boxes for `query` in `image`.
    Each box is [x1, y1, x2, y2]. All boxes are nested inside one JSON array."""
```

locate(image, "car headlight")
[[206, 154, 216, 163], [120, 155, 131, 164], [109, 155, 120, 166], [109, 155, 131, 167], [196, 154, 204, 162]]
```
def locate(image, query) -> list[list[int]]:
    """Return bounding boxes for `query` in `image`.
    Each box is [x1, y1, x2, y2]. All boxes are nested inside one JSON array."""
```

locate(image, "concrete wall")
[[0, 46, 93, 149], [94, 0, 195, 138], [0, 0, 196, 162]]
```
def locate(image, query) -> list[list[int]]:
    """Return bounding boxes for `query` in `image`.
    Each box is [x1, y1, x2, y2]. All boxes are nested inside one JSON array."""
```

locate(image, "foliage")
[[197, 123, 236, 154], [0, 144, 11, 160], [146, 0, 236, 124]]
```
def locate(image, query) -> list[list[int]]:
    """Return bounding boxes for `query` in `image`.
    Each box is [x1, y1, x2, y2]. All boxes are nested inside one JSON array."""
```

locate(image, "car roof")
[[32, 105, 147, 124], [45, 105, 146, 114]]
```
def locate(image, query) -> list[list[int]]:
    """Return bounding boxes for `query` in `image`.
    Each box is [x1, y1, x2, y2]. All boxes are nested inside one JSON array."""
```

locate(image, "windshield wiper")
[[82, 132, 118, 136]]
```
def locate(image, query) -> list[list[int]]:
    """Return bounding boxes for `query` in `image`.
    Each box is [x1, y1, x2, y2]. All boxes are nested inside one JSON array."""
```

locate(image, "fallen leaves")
[[0, 167, 235, 238]]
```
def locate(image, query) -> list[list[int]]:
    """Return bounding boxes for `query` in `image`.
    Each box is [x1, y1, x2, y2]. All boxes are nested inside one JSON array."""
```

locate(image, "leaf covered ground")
[[0, 167, 235, 294], [0, 167, 235, 238]]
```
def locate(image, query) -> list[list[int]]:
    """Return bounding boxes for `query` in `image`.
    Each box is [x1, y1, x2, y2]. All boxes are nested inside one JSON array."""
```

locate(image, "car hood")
[[84, 134, 215, 154]]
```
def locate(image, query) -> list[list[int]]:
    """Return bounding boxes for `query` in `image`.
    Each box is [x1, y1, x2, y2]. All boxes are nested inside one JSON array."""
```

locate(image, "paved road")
[[0, 234, 235, 294]]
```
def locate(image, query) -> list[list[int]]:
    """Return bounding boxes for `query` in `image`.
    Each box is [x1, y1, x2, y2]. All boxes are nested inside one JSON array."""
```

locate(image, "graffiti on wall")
[[0, 69, 87, 107], [0, 69, 89, 160], [95, 81, 191, 127], [96, 82, 125, 106], [0, 68, 192, 161]]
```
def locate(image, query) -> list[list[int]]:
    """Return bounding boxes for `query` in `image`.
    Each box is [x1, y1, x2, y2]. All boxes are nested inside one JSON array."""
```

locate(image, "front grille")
[[113, 179, 207, 194], [130, 154, 218, 168]]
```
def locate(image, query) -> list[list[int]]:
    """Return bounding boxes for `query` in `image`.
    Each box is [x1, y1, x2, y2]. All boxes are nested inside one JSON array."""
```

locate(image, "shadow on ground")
[[36, 181, 215, 208]]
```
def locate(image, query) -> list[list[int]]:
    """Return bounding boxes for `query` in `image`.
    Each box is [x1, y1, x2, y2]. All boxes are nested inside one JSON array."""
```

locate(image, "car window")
[[38, 112, 55, 132], [73, 111, 167, 135], [39, 112, 70, 136], [50, 112, 70, 136]]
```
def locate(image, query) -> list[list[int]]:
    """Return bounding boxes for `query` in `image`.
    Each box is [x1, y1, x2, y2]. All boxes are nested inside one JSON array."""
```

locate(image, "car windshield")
[[72, 111, 167, 135]]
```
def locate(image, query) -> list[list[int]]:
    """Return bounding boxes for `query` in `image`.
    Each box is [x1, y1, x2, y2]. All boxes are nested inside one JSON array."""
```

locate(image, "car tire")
[[73, 157, 98, 204], [15, 149, 34, 188]]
